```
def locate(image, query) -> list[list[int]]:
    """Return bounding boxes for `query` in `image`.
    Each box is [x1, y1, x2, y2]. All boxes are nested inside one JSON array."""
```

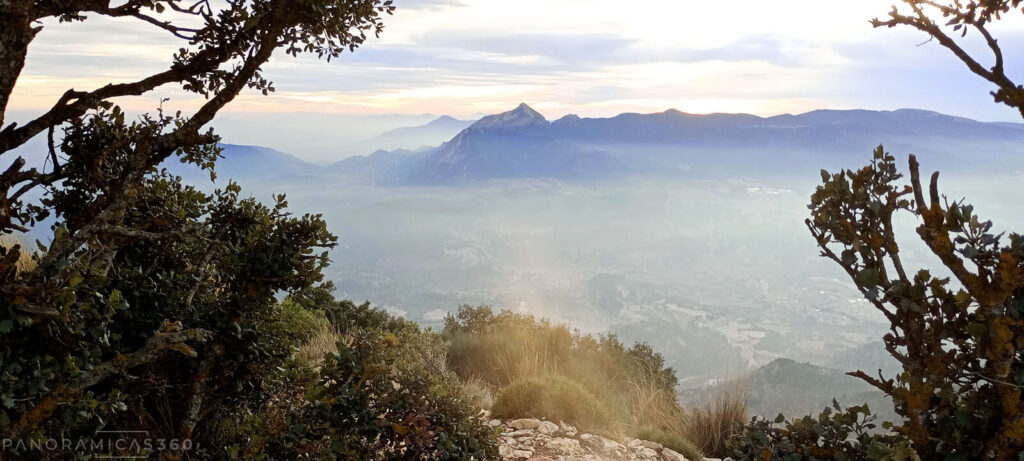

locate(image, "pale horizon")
[[10, 0, 1024, 126]]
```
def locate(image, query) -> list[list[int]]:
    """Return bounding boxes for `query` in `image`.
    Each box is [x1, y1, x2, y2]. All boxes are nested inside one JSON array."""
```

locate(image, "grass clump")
[[492, 374, 617, 433], [443, 305, 679, 423], [684, 381, 749, 458], [634, 426, 704, 461]]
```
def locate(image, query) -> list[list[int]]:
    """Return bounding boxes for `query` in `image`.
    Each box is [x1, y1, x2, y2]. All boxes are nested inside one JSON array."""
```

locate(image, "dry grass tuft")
[[492, 374, 618, 434], [293, 312, 339, 368], [684, 379, 750, 458], [1, 234, 36, 274], [460, 376, 496, 410]]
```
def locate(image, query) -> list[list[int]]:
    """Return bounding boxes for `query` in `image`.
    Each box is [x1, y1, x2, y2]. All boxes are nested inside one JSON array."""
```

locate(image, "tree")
[[799, 3, 1024, 459], [0, 0, 393, 455], [808, 148, 1023, 459], [872, 1, 1024, 117]]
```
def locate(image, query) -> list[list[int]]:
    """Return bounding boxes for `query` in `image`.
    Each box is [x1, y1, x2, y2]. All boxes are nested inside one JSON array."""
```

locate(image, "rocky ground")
[[485, 416, 726, 461]]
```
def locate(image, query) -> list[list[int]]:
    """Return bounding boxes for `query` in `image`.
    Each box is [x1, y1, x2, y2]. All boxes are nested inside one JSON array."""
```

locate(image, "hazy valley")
[[161, 104, 1024, 411]]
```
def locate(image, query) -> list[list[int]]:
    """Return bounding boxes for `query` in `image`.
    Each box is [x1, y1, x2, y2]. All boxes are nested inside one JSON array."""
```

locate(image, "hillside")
[[682, 358, 899, 426]]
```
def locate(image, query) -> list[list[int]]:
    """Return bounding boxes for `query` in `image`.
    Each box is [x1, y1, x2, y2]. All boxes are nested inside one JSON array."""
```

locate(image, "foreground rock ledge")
[[490, 417, 729, 461]]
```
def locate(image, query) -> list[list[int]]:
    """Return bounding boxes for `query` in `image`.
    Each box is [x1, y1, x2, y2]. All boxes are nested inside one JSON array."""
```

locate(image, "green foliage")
[[807, 146, 1024, 459], [492, 374, 617, 433], [634, 426, 704, 461], [729, 402, 913, 461], [269, 323, 499, 460], [294, 283, 411, 334], [0, 1, 396, 457]]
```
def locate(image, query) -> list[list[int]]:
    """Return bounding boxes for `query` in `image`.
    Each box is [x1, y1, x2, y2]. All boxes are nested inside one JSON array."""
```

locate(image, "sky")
[[7, 0, 1024, 160]]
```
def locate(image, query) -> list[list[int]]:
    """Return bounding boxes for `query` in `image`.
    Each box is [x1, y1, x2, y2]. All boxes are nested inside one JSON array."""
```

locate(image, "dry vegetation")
[[0, 235, 36, 274], [683, 381, 750, 458], [441, 305, 748, 460]]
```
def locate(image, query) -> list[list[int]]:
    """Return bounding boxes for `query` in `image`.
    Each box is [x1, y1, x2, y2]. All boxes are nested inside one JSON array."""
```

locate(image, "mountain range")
[[193, 104, 1024, 185]]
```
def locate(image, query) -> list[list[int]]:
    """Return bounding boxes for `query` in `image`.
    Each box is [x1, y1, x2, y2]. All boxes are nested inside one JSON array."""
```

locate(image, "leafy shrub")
[[293, 282, 410, 334], [634, 426, 704, 461], [492, 374, 617, 433], [728, 401, 912, 461], [273, 325, 499, 460]]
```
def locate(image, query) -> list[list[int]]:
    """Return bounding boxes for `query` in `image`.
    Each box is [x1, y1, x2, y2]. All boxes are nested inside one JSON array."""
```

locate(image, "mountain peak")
[[425, 115, 469, 128], [469, 103, 549, 130]]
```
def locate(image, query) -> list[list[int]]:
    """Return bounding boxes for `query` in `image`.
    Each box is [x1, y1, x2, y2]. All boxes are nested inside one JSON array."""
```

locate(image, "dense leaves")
[[285, 325, 500, 460], [729, 402, 915, 461], [0, 0, 398, 458]]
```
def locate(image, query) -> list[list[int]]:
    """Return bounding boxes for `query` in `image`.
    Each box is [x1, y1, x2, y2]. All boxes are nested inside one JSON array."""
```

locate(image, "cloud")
[[9, 0, 1024, 127], [394, 0, 466, 10]]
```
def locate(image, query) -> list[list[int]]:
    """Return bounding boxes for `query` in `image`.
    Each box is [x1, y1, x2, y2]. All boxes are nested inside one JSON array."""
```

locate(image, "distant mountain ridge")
[[363, 115, 475, 153], [418, 104, 626, 183], [194, 105, 1024, 184], [411, 103, 1024, 183]]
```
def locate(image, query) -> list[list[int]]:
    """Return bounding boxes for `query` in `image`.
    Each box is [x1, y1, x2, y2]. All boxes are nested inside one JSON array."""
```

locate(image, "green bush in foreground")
[[492, 374, 617, 434], [728, 402, 912, 461], [634, 426, 704, 461], [221, 289, 499, 460]]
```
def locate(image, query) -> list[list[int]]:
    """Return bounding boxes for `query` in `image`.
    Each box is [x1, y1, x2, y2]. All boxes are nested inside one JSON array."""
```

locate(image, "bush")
[[194, 290, 499, 460], [492, 374, 617, 433], [275, 326, 500, 460], [728, 402, 911, 461], [634, 426, 704, 461]]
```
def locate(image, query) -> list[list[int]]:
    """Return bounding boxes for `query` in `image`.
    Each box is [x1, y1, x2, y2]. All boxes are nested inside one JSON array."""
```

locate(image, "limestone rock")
[[661, 447, 691, 461], [545, 437, 582, 454], [635, 446, 659, 459], [579, 434, 627, 458], [511, 449, 534, 459], [510, 418, 543, 430], [538, 420, 560, 434], [509, 429, 535, 438], [628, 439, 663, 451]]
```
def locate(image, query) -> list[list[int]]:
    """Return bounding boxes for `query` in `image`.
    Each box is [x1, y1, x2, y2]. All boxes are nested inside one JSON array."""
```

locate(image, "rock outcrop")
[[487, 416, 725, 461]]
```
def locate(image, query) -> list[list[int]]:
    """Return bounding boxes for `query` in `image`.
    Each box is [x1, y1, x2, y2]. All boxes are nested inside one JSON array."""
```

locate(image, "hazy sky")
[[8, 0, 1024, 123]]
